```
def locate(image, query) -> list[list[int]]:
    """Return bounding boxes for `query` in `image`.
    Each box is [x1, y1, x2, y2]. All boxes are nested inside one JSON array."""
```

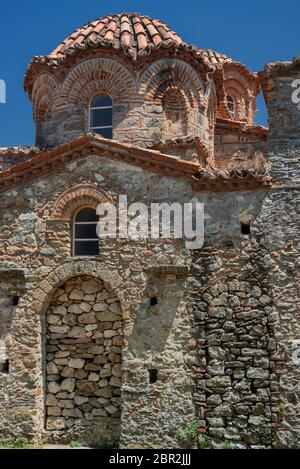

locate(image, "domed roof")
[[49, 13, 186, 62], [24, 13, 258, 96]]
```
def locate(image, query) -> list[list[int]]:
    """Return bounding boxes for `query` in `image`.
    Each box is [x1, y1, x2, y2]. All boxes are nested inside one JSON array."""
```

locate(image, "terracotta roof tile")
[[24, 13, 257, 94], [198, 49, 234, 65], [48, 13, 185, 63], [199, 49, 259, 84]]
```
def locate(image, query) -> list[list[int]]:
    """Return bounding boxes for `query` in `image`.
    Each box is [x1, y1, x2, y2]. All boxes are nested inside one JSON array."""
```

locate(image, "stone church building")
[[0, 12, 299, 449]]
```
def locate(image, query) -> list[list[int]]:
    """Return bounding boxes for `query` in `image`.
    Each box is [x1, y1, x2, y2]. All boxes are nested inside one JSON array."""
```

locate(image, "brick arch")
[[223, 66, 258, 123], [50, 184, 112, 221], [31, 74, 59, 122], [60, 58, 137, 107], [224, 82, 249, 122], [139, 59, 204, 108], [223, 67, 255, 95], [224, 79, 249, 98]]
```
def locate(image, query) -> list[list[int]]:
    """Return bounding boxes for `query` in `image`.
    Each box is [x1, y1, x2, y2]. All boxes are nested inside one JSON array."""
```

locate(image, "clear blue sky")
[[0, 0, 298, 147]]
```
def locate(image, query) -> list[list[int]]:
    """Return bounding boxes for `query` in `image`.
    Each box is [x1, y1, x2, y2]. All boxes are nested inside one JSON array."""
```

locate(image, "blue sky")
[[0, 0, 299, 147]]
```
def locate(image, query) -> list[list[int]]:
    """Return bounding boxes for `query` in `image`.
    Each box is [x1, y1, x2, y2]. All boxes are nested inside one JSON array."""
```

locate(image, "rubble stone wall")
[[44, 276, 122, 445], [261, 62, 300, 448], [0, 152, 273, 447], [189, 242, 275, 449]]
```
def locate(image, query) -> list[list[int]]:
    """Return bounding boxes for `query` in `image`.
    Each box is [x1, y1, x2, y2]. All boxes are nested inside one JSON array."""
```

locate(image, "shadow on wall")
[[127, 277, 187, 354]]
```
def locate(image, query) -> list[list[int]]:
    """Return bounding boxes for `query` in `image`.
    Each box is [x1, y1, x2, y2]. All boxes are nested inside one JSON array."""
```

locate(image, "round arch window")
[[89, 94, 113, 139], [73, 207, 99, 256]]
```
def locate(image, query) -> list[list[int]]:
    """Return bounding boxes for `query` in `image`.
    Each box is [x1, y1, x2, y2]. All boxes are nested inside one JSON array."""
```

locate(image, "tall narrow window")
[[226, 95, 235, 119], [73, 207, 99, 256], [89, 94, 113, 139]]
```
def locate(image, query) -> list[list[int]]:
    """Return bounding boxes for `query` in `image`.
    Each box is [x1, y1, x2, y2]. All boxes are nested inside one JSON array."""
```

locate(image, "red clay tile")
[[47, 13, 184, 62]]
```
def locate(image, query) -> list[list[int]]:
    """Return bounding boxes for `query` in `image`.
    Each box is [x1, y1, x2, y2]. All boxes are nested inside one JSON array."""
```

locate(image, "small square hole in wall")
[[150, 296, 158, 306], [148, 369, 158, 385], [241, 222, 251, 235], [0, 360, 9, 374], [12, 296, 19, 306]]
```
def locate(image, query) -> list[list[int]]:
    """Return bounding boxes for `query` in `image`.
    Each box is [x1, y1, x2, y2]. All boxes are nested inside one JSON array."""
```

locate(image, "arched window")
[[89, 94, 113, 139], [226, 95, 235, 119], [73, 207, 99, 256]]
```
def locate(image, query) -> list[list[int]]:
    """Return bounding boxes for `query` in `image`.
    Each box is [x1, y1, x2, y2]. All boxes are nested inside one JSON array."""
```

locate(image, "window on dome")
[[89, 94, 113, 139], [73, 207, 99, 256], [226, 95, 235, 119]]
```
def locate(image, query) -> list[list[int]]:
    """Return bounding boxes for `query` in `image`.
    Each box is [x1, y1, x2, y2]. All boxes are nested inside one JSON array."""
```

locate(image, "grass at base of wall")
[[176, 419, 199, 448], [0, 438, 35, 449], [198, 434, 233, 449], [0, 438, 85, 449]]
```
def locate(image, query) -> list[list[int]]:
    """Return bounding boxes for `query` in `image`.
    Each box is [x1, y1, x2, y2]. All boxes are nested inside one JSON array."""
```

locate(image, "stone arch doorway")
[[44, 275, 123, 446]]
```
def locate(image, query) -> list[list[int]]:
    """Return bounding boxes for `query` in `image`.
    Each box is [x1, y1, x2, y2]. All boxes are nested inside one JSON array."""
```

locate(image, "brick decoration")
[[140, 58, 204, 106], [23, 13, 262, 150], [139, 58, 208, 145], [221, 64, 259, 124], [50, 183, 112, 221], [60, 58, 137, 109], [31, 74, 59, 122], [223, 66, 256, 124]]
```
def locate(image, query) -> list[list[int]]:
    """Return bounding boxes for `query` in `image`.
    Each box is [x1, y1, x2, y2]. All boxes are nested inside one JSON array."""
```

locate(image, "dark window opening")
[[150, 296, 158, 306], [73, 207, 99, 257], [12, 296, 19, 306], [250, 380, 256, 394], [241, 222, 251, 235], [89, 94, 113, 139], [0, 360, 9, 374], [148, 369, 158, 385]]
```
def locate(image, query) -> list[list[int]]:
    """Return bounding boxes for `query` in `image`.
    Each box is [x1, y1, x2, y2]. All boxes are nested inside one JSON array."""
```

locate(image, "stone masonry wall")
[[0, 151, 274, 448], [45, 276, 122, 445], [0, 157, 199, 446], [261, 62, 300, 448], [214, 139, 267, 173], [189, 241, 274, 449]]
